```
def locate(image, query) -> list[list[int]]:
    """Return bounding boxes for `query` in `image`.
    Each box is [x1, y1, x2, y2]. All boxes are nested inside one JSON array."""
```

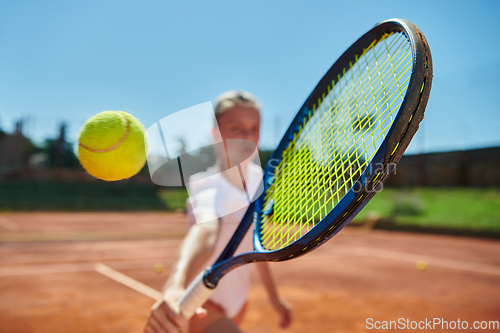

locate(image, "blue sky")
[[0, 0, 499, 154]]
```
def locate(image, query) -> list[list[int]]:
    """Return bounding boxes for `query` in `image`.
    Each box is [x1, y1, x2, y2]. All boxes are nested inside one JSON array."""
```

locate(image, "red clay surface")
[[0, 212, 499, 332]]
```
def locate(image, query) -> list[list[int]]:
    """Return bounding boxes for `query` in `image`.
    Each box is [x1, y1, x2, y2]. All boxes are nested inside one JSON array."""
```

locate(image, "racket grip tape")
[[177, 271, 214, 319]]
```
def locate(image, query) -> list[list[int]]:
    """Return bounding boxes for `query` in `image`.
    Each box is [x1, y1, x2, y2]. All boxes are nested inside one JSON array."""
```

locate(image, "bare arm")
[[257, 262, 293, 329], [164, 217, 219, 293], [143, 214, 219, 333]]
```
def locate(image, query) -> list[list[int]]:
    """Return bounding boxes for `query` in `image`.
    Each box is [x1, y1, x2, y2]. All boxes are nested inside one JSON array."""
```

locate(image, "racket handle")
[[177, 271, 214, 319]]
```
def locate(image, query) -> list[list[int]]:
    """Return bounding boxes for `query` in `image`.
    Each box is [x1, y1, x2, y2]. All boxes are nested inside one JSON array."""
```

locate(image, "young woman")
[[143, 91, 292, 333]]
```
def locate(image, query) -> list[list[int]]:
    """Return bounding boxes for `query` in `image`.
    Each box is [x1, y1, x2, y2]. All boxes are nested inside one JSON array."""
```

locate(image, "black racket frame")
[[202, 18, 433, 288]]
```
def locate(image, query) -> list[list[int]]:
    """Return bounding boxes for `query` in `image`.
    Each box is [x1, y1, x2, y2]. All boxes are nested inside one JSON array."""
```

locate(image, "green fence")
[[0, 181, 169, 211]]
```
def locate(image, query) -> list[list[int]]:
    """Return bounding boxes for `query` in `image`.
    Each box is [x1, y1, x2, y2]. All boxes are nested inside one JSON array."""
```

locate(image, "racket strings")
[[260, 32, 413, 251]]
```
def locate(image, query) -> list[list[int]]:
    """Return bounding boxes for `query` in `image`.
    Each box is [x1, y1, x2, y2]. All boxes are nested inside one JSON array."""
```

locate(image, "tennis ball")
[[154, 263, 164, 273], [416, 259, 427, 271], [78, 111, 147, 181]]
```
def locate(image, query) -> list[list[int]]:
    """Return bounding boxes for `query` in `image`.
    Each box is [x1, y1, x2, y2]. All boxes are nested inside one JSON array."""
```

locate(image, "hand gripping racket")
[[177, 18, 433, 318]]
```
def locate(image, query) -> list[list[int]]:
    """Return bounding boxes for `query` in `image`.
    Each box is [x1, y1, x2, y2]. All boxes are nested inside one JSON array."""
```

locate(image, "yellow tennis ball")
[[154, 263, 164, 273], [78, 111, 147, 181], [416, 260, 427, 271]]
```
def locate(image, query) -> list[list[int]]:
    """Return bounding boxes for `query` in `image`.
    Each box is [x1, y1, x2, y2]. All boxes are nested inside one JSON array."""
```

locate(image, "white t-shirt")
[[186, 162, 263, 318]]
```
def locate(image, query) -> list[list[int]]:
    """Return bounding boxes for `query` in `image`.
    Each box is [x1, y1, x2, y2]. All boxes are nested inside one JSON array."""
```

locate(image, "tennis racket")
[[178, 18, 433, 318]]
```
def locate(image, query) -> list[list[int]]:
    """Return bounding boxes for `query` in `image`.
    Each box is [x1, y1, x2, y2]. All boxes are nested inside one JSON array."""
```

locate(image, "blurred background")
[[0, 1, 499, 332], [0, 0, 498, 232]]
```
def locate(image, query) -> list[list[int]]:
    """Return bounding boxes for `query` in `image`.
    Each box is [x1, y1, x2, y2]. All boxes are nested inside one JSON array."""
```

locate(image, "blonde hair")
[[214, 90, 261, 120]]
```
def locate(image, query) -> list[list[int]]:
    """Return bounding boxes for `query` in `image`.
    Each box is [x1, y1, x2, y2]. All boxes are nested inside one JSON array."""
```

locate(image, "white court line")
[[335, 247, 500, 276], [1, 247, 499, 278], [0, 215, 20, 232], [0, 258, 173, 277], [95, 263, 161, 300], [2, 252, 176, 265]]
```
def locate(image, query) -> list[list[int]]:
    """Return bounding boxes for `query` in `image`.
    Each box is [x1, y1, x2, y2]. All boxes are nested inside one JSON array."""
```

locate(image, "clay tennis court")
[[0, 212, 499, 332]]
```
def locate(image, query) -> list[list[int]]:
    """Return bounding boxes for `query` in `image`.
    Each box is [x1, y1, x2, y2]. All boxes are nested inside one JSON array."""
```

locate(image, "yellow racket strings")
[[260, 32, 413, 251]]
